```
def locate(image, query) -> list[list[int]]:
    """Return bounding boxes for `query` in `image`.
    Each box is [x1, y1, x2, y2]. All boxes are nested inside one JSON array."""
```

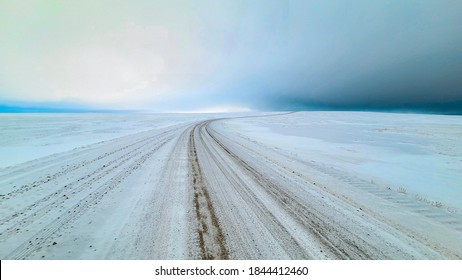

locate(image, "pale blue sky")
[[1, 1, 461, 112]]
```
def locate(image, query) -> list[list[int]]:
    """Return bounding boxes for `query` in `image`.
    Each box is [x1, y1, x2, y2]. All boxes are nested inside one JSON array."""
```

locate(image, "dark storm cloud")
[[257, 50, 462, 114], [211, 0, 462, 114]]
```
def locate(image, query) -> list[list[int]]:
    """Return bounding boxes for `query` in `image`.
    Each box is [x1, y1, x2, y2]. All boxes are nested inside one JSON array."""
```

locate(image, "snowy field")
[[0, 113, 211, 168], [222, 112, 462, 210], [0, 112, 461, 259]]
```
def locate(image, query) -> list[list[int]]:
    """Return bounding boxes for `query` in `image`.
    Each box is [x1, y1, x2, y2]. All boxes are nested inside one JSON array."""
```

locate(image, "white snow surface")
[[0, 112, 461, 260], [222, 112, 462, 209]]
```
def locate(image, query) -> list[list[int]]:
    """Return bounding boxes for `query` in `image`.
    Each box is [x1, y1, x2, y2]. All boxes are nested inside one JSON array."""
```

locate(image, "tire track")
[[0, 126, 181, 195], [208, 120, 462, 258], [0, 135, 173, 243], [3, 130, 176, 260], [202, 121, 439, 259], [217, 123, 462, 231], [0, 129, 176, 228], [189, 123, 228, 260], [112, 125, 196, 259], [202, 123, 364, 259], [196, 122, 314, 259]]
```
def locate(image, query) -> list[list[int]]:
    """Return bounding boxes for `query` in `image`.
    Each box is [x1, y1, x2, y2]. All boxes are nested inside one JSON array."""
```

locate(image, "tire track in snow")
[[202, 122, 364, 259], [0, 127, 181, 196], [195, 122, 314, 259], [112, 125, 196, 259], [189, 123, 228, 260], [210, 120, 462, 258], [201, 120, 451, 259], [2, 130, 176, 259], [0, 131, 175, 230]]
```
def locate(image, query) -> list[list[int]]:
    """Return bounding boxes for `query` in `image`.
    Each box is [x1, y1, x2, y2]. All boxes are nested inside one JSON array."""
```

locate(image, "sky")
[[1, 0, 461, 113]]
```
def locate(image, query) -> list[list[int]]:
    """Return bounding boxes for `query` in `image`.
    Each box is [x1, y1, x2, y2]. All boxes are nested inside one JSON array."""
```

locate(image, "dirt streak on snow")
[[0, 112, 461, 259], [189, 122, 228, 259]]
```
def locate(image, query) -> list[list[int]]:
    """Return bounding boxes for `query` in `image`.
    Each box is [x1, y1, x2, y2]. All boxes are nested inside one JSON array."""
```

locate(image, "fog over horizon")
[[1, 1, 461, 113]]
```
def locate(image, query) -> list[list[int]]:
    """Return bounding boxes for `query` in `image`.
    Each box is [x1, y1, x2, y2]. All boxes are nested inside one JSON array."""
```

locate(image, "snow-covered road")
[[1, 113, 461, 259]]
